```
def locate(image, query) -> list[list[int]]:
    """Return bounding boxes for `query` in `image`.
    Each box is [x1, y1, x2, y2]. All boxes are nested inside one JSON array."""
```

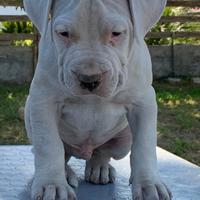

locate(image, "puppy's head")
[[24, 0, 166, 97]]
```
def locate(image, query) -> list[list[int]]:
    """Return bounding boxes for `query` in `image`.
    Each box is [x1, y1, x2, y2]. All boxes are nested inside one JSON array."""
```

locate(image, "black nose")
[[77, 74, 101, 91]]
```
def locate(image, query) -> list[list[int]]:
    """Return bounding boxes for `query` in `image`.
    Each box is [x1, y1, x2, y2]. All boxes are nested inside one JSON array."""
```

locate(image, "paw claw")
[[91, 177, 99, 184], [101, 178, 109, 184]]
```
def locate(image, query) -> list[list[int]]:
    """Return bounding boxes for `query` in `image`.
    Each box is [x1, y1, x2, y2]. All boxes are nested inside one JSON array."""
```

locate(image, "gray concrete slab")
[[0, 146, 200, 200]]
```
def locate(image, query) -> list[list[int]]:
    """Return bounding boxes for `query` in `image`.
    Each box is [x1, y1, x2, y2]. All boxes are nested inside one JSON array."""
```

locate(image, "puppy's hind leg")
[[85, 152, 115, 185], [85, 126, 132, 185], [65, 150, 79, 188]]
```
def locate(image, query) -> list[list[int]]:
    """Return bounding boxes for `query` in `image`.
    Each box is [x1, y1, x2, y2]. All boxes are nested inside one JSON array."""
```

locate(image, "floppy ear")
[[128, 0, 167, 39], [23, 0, 53, 34]]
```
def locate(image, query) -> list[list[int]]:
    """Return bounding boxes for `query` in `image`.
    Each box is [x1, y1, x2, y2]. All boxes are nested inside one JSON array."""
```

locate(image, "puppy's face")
[[52, 0, 133, 97]]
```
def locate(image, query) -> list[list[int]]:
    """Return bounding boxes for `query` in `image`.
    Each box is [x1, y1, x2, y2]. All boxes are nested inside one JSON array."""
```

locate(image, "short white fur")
[[24, 0, 171, 200]]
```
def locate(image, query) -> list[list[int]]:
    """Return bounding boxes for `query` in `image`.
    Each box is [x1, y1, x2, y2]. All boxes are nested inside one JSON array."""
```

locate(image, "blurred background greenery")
[[0, 7, 200, 46]]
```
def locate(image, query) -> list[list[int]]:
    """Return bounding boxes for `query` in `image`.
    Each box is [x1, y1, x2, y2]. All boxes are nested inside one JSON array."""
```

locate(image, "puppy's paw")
[[65, 164, 79, 188], [85, 161, 116, 184], [31, 178, 77, 200], [131, 179, 172, 200]]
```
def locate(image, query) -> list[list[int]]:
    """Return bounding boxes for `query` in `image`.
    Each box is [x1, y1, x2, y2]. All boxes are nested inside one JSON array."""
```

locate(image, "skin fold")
[[24, 0, 172, 199]]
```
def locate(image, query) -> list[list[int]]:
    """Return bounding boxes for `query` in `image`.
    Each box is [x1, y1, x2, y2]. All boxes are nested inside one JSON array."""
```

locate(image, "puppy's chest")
[[58, 101, 127, 145]]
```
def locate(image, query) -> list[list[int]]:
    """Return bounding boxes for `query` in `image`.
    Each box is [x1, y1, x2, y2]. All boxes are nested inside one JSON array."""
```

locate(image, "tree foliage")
[[146, 7, 200, 45], [1, 21, 33, 46], [2, 21, 33, 34]]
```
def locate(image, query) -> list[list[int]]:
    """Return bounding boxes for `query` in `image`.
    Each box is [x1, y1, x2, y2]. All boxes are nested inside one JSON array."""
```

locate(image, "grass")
[[0, 84, 29, 144], [0, 82, 199, 165], [154, 81, 200, 165]]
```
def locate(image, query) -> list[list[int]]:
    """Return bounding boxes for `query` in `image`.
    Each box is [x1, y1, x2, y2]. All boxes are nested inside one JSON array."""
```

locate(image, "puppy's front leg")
[[127, 87, 172, 200], [26, 98, 76, 200]]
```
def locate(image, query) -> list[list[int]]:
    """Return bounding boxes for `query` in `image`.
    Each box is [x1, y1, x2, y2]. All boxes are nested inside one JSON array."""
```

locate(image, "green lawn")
[[0, 84, 29, 144], [0, 82, 199, 165], [154, 81, 200, 165]]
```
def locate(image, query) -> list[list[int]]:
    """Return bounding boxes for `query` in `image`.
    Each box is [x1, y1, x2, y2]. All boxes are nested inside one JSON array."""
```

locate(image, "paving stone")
[[0, 146, 200, 200]]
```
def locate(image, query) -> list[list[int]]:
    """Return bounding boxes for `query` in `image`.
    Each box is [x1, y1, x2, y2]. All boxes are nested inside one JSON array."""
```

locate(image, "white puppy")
[[24, 0, 172, 199]]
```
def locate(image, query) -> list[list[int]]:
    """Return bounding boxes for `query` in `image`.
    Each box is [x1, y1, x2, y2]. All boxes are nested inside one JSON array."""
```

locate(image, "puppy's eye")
[[112, 32, 122, 37], [59, 31, 69, 38]]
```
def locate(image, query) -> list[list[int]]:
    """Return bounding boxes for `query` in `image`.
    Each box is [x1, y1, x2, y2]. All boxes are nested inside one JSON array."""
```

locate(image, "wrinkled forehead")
[[52, 0, 131, 24]]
